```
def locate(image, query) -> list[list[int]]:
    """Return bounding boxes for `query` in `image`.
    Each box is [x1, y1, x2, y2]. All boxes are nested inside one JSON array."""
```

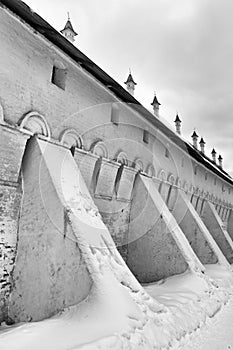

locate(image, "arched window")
[[134, 158, 144, 172], [18, 111, 51, 137], [146, 164, 156, 177], [59, 129, 83, 149], [116, 151, 128, 166]]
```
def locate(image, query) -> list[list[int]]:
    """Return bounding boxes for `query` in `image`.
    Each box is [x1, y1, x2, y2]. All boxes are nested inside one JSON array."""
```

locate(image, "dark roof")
[[124, 73, 137, 85], [174, 114, 181, 123], [211, 148, 216, 155], [191, 130, 198, 138], [61, 19, 78, 36], [199, 137, 205, 145], [2, 0, 232, 185], [218, 154, 223, 160], [151, 94, 161, 106]]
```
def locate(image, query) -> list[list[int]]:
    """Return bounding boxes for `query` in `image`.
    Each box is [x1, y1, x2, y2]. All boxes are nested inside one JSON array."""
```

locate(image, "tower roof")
[[218, 154, 223, 160], [61, 18, 78, 36], [124, 72, 137, 85], [199, 137, 205, 145], [191, 130, 198, 138], [211, 148, 216, 155], [151, 94, 161, 106], [174, 114, 181, 123]]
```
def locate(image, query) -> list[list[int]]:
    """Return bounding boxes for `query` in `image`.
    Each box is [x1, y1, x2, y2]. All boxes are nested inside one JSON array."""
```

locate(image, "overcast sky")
[[25, 0, 233, 175]]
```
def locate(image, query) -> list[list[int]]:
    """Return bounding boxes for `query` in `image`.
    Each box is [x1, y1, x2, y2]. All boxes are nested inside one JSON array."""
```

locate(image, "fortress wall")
[[0, 6, 232, 211], [8, 137, 92, 323], [0, 126, 28, 322], [171, 189, 229, 266], [74, 149, 138, 261], [201, 201, 233, 264], [0, 7, 116, 133], [127, 175, 203, 283]]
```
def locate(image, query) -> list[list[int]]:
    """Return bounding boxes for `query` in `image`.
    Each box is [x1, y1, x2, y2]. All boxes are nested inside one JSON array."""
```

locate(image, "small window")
[[111, 103, 120, 124], [194, 165, 197, 175], [51, 66, 67, 90], [214, 177, 217, 186], [181, 157, 184, 167], [205, 172, 208, 180], [143, 130, 149, 144], [165, 148, 169, 158]]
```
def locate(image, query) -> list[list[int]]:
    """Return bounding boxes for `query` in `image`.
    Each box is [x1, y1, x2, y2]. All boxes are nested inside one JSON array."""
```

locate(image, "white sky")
[[25, 0, 233, 175]]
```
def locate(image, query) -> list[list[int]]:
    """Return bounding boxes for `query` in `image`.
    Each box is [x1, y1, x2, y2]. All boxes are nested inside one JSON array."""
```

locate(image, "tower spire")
[[151, 92, 161, 117], [174, 113, 181, 134], [61, 13, 78, 43], [124, 69, 137, 96]]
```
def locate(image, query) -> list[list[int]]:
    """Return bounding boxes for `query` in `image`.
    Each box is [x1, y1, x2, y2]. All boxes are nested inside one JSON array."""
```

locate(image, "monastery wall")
[[0, 3, 233, 323]]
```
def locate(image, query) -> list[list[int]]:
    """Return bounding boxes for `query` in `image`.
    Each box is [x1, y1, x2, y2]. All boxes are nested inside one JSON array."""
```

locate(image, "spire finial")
[[67, 12, 70, 20]]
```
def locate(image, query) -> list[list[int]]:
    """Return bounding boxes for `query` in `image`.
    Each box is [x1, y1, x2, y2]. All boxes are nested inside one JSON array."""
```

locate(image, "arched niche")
[[18, 111, 51, 138], [134, 158, 144, 172], [91, 140, 108, 158], [158, 169, 166, 182], [189, 184, 195, 194], [167, 173, 175, 185], [176, 177, 182, 189], [116, 151, 128, 166], [146, 164, 156, 177], [182, 180, 189, 193], [60, 129, 83, 149]]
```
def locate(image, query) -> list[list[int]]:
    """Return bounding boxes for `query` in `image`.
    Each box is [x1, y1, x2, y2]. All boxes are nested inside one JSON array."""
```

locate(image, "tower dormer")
[[199, 137, 206, 154], [211, 148, 217, 163], [151, 93, 161, 117], [61, 13, 78, 43], [174, 113, 181, 134], [124, 70, 137, 96], [218, 154, 223, 169], [191, 130, 198, 149]]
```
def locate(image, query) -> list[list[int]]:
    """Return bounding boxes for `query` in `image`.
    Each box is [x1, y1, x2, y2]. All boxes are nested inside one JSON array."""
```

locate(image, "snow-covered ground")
[[0, 265, 232, 350]]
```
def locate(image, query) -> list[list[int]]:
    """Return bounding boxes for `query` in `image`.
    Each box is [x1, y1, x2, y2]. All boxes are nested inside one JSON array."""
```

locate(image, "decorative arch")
[[182, 180, 189, 193], [116, 151, 128, 166], [189, 184, 195, 193], [146, 164, 156, 177], [158, 169, 166, 182], [18, 111, 51, 138], [176, 177, 182, 189], [59, 129, 83, 149], [204, 191, 209, 199], [91, 140, 108, 158], [134, 158, 144, 172], [167, 173, 175, 185]]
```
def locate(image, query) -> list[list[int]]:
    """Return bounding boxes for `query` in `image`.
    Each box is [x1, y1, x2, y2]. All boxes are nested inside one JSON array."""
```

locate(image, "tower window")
[[51, 66, 67, 90], [143, 130, 149, 144]]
